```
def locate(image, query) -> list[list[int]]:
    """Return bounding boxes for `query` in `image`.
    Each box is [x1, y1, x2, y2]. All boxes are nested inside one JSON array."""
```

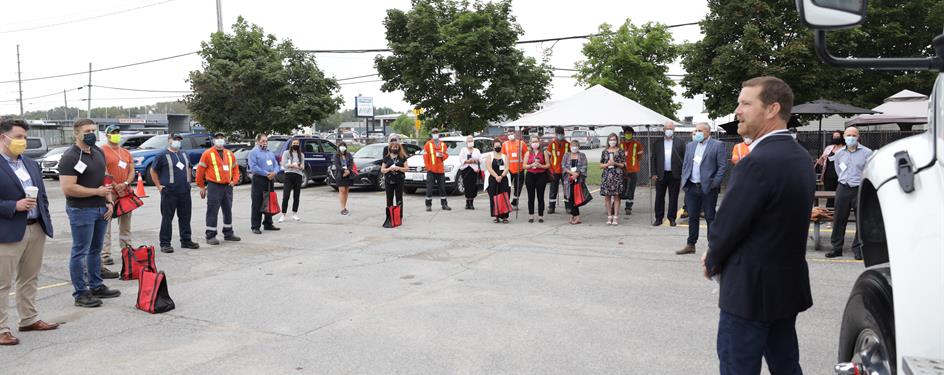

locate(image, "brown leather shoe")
[[0, 332, 19, 345], [18, 320, 59, 332], [676, 244, 696, 255]]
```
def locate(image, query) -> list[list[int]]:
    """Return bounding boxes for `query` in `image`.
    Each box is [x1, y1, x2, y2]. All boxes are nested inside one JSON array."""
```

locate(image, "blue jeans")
[[67, 206, 108, 298], [684, 183, 718, 245], [717, 310, 802, 375]]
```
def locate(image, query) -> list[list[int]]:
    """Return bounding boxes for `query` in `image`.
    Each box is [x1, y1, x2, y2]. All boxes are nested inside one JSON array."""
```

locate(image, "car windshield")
[[354, 144, 384, 159], [43, 147, 68, 157], [268, 140, 285, 153], [27, 139, 42, 149], [572, 131, 587, 137], [138, 135, 169, 150]]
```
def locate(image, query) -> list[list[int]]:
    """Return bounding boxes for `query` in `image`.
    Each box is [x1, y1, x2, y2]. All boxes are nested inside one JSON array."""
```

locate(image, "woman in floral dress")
[[599, 133, 626, 225]]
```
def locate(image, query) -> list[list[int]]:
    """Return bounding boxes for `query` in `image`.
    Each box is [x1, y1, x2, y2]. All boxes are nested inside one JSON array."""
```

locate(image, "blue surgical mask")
[[693, 132, 705, 143], [845, 136, 858, 148], [170, 140, 182, 149]]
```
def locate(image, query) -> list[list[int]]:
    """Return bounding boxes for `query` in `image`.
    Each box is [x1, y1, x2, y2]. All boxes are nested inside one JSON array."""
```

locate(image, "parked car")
[[269, 135, 340, 187], [132, 133, 213, 185], [325, 142, 421, 191], [37, 146, 70, 179], [95, 134, 155, 150], [23, 137, 47, 159], [233, 147, 253, 184], [797, 2, 944, 374], [567, 130, 600, 149], [402, 136, 494, 195]]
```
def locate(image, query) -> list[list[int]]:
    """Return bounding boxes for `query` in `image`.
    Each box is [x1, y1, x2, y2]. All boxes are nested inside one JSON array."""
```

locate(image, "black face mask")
[[832, 137, 844, 145], [494, 145, 502, 152], [292, 145, 300, 150], [391, 147, 399, 154]]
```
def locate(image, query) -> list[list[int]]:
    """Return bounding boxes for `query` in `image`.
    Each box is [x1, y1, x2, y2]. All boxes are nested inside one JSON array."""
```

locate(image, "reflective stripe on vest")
[[631, 143, 637, 167], [209, 151, 222, 181], [427, 142, 445, 165], [551, 143, 558, 166], [165, 154, 175, 184]]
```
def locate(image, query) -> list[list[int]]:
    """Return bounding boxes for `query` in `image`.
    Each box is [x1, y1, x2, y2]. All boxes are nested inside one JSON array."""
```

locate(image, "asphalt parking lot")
[[1, 176, 863, 374]]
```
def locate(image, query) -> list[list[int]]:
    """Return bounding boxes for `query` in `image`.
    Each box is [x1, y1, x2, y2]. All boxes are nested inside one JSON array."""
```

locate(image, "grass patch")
[[586, 163, 602, 186]]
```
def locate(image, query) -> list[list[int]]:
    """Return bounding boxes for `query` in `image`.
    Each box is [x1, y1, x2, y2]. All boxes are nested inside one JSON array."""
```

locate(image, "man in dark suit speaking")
[[703, 76, 814, 375]]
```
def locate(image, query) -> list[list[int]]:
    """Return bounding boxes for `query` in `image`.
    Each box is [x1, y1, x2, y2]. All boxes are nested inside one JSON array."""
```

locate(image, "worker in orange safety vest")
[[502, 128, 527, 208], [731, 136, 752, 165], [423, 128, 451, 211], [195, 132, 242, 245], [546, 127, 570, 214], [620, 126, 645, 215]]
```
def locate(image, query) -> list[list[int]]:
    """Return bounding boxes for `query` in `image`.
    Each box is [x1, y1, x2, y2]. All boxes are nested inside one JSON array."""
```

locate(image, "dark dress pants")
[[654, 171, 681, 221], [251, 175, 274, 229], [717, 310, 802, 375]]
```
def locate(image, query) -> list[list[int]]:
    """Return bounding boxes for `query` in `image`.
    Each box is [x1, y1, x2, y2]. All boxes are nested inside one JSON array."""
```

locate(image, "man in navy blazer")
[[704, 77, 814, 375], [0, 119, 58, 346], [677, 122, 727, 255]]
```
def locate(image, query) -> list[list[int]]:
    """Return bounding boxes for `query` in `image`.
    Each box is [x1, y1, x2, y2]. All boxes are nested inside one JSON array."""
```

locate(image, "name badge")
[[570, 167, 577, 172], [511, 152, 517, 157], [499, 165, 506, 171], [118, 160, 128, 169], [74, 160, 88, 174], [176, 161, 185, 170], [222, 165, 230, 171], [694, 155, 703, 164], [436, 152, 443, 158], [838, 162, 847, 172], [15, 167, 30, 182], [266, 160, 273, 166]]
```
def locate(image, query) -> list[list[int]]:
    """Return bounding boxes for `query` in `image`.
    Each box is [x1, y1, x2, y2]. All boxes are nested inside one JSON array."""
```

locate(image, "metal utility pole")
[[87, 63, 92, 119], [16, 45, 24, 118], [63, 90, 69, 121], [216, 0, 223, 33]]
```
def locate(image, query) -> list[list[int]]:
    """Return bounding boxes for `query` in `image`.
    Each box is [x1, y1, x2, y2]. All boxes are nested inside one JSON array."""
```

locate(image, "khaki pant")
[[0, 223, 46, 334], [103, 212, 132, 258]]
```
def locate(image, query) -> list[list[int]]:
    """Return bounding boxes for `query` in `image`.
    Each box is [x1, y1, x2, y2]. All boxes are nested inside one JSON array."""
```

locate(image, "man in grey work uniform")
[[826, 126, 872, 260]]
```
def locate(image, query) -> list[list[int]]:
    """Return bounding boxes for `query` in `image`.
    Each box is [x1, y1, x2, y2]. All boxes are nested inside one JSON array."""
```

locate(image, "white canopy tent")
[[846, 89, 929, 127], [502, 85, 679, 129]]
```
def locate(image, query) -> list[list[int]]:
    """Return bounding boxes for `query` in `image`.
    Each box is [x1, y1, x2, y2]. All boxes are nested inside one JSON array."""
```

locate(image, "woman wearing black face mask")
[[279, 139, 306, 222], [816, 130, 845, 208], [381, 140, 409, 228], [333, 142, 354, 215], [485, 138, 511, 223]]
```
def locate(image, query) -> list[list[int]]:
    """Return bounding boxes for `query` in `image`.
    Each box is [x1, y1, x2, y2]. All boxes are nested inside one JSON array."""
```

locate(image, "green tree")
[[575, 20, 680, 119], [187, 17, 342, 138], [390, 114, 416, 137], [682, 0, 944, 118], [375, 0, 552, 135]]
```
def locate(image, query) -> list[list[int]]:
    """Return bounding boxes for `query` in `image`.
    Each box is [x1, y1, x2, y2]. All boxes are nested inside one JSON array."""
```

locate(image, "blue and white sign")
[[355, 96, 374, 118]]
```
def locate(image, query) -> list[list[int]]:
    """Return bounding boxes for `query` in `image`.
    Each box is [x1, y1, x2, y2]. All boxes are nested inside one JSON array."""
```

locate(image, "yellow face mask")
[[624, 134, 633, 140], [4, 136, 26, 156], [108, 134, 121, 144]]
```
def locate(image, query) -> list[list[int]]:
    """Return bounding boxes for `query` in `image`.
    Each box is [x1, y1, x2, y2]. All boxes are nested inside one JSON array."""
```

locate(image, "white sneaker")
[[292, 213, 300, 221], [277, 214, 285, 223]]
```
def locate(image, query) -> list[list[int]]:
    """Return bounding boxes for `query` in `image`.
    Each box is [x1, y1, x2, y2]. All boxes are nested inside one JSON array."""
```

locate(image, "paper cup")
[[24, 186, 38, 199]]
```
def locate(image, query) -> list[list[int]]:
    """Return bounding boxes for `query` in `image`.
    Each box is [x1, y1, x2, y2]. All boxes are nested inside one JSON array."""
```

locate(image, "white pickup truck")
[[797, 1, 944, 374]]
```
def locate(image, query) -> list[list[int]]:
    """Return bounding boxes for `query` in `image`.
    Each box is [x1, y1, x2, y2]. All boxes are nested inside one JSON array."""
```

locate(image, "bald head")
[[843, 126, 859, 137], [664, 121, 676, 130]]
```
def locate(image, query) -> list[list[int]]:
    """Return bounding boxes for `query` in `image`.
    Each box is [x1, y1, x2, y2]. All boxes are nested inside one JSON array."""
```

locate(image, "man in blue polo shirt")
[[248, 133, 281, 234], [826, 126, 872, 260], [149, 133, 200, 253]]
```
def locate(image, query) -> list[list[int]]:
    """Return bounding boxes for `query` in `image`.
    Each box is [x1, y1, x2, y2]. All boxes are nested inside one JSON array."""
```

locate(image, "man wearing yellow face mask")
[[101, 126, 135, 266], [0, 119, 58, 345]]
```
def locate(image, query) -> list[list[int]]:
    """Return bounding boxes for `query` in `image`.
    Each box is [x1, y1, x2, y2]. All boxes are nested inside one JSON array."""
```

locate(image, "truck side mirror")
[[796, 0, 867, 30]]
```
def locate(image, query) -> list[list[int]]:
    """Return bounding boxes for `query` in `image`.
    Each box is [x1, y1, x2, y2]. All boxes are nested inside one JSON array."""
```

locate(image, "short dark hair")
[[0, 119, 29, 133], [623, 127, 635, 134], [742, 76, 794, 122], [73, 118, 95, 128]]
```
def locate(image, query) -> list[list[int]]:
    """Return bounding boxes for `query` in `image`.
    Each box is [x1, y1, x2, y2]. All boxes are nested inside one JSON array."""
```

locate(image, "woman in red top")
[[523, 135, 551, 223]]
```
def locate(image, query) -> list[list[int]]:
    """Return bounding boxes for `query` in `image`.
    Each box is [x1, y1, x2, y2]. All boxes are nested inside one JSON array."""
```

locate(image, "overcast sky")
[[0, 0, 709, 119]]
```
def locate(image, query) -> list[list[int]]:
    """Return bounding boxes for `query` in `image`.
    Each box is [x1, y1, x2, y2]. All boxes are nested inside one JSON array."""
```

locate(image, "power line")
[[339, 79, 385, 85], [301, 21, 699, 54], [0, 51, 198, 85], [336, 73, 379, 81], [0, 87, 84, 103], [93, 85, 191, 93], [0, 0, 179, 35]]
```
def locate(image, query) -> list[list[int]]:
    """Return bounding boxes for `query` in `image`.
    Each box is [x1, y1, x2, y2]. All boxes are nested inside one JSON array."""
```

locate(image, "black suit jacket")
[[0, 155, 53, 243], [649, 137, 685, 179], [705, 135, 815, 323]]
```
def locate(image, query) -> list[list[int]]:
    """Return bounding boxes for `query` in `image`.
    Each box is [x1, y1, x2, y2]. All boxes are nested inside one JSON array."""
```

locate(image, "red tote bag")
[[120, 245, 156, 280], [493, 192, 511, 216], [262, 182, 281, 215], [136, 269, 175, 314], [572, 178, 593, 208]]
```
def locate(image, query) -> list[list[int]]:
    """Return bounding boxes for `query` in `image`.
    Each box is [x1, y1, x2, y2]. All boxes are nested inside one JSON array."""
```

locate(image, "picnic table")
[[811, 191, 837, 250]]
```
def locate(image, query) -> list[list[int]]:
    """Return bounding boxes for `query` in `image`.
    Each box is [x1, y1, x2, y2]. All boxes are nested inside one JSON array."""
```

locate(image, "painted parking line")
[[809, 258, 863, 264], [8, 281, 70, 296], [675, 223, 855, 234]]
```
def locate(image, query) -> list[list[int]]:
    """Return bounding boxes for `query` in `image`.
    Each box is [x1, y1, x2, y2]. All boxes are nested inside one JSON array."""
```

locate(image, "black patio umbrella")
[[791, 99, 878, 151]]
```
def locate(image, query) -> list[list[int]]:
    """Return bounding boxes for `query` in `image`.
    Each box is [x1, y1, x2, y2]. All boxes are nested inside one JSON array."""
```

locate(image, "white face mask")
[[664, 130, 674, 138], [432, 133, 439, 140], [170, 140, 181, 149], [608, 140, 617, 147], [531, 142, 539, 149], [339, 146, 347, 153], [467, 142, 475, 148], [214, 139, 225, 147], [556, 134, 563, 140], [508, 134, 515, 141]]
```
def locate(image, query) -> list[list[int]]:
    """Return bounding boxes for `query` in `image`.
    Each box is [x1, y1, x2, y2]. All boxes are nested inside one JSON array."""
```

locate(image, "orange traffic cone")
[[135, 172, 148, 198]]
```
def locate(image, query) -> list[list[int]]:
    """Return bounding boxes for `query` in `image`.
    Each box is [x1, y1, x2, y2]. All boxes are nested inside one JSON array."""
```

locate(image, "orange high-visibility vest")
[[502, 139, 526, 174], [547, 139, 569, 174], [196, 148, 240, 188], [423, 140, 449, 174], [619, 139, 644, 173], [732, 142, 751, 165]]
